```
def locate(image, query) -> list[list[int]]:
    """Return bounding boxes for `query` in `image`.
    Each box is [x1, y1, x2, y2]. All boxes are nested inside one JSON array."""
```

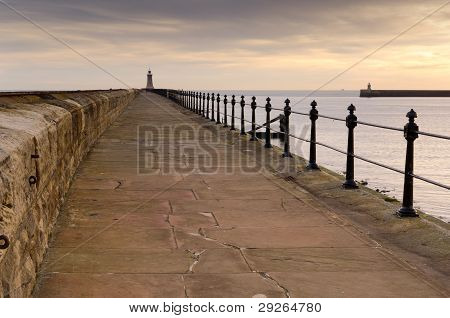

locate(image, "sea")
[[217, 90, 450, 222]]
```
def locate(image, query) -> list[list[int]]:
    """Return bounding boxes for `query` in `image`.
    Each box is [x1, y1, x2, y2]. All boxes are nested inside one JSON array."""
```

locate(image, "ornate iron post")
[[231, 95, 236, 130], [397, 109, 419, 217], [202, 93, 206, 117], [188, 91, 190, 110], [195, 92, 198, 114], [223, 95, 228, 127], [250, 96, 257, 141], [240, 96, 246, 135], [216, 93, 221, 124], [282, 99, 292, 157], [307, 100, 320, 170], [189, 91, 193, 110], [343, 104, 358, 189], [211, 93, 215, 121], [206, 93, 210, 119], [265, 97, 272, 148]]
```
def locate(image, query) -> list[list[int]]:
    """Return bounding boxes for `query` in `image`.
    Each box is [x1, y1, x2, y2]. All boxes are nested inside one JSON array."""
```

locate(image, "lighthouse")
[[146, 69, 154, 90]]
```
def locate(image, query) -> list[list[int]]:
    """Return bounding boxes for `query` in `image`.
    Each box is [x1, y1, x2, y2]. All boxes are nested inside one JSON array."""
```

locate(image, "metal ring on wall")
[[0, 235, 10, 249]]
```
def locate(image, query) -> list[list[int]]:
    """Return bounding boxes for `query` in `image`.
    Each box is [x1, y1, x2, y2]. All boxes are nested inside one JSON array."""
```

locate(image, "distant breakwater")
[[360, 89, 450, 98]]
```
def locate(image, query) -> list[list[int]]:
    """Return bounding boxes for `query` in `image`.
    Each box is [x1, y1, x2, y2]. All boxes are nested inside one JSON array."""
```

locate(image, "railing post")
[[189, 91, 192, 110], [211, 93, 215, 121], [194, 92, 197, 114], [231, 95, 236, 130], [216, 93, 221, 124], [240, 96, 246, 135], [343, 104, 358, 189], [223, 95, 228, 127], [250, 96, 257, 141], [398, 109, 419, 217], [265, 97, 272, 148], [202, 93, 206, 117], [307, 100, 320, 170], [282, 99, 292, 157], [206, 93, 210, 119]]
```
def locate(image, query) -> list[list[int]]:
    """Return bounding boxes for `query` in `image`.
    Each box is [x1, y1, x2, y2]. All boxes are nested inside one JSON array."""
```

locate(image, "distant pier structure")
[[360, 83, 450, 97], [146, 69, 154, 90]]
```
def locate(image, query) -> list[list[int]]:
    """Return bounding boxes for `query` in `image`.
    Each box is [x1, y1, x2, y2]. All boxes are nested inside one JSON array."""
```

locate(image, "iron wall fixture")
[[0, 234, 10, 249]]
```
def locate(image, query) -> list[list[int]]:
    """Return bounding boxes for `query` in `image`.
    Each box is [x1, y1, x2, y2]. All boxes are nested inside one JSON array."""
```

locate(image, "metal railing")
[[163, 89, 450, 218]]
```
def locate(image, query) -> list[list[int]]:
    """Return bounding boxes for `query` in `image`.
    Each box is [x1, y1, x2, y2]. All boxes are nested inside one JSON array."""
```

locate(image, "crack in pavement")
[[166, 215, 179, 248], [196, 227, 292, 297], [259, 272, 291, 298], [181, 275, 189, 298], [113, 180, 123, 190], [210, 212, 220, 227], [186, 249, 207, 274]]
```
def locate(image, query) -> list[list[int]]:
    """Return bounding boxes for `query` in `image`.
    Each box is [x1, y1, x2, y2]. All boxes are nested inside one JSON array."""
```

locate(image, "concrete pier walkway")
[[34, 92, 446, 297]]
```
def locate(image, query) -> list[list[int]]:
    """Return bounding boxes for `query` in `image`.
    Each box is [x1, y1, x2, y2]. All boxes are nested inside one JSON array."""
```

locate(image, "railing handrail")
[[186, 93, 450, 140], [212, 108, 450, 191], [168, 89, 449, 218]]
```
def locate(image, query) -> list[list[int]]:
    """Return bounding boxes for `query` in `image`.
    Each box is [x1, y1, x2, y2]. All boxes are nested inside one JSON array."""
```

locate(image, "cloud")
[[0, 0, 449, 90]]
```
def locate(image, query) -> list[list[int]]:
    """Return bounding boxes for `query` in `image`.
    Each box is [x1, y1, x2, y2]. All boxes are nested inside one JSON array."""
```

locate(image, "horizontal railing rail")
[[164, 89, 449, 218]]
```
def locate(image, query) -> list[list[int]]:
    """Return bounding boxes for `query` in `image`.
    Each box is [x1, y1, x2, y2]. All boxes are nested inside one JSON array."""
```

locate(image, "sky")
[[0, 0, 449, 90]]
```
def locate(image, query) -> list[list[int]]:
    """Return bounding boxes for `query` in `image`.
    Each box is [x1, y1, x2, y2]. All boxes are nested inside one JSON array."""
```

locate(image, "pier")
[[0, 88, 449, 297], [26, 91, 447, 297]]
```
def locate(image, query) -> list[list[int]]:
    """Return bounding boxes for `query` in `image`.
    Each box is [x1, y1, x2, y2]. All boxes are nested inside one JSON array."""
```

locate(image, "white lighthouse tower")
[[146, 68, 154, 90]]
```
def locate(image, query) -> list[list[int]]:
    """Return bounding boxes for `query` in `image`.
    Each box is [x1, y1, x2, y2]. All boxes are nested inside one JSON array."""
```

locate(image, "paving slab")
[[268, 271, 443, 297], [59, 209, 170, 227], [69, 189, 197, 202], [192, 249, 251, 274], [184, 273, 286, 298], [213, 211, 333, 228], [243, 247, 404, 272], [170, 199, 288, 214], [43, 248, 192, 274], [52, 226, 176, 250], [169, 213, 218, 230], [204, 227, 369, 248], [36, 273, 186, 298]]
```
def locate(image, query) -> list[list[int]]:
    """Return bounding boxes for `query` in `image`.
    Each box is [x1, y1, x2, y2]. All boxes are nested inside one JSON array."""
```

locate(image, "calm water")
[[218, 90, 450, 222]]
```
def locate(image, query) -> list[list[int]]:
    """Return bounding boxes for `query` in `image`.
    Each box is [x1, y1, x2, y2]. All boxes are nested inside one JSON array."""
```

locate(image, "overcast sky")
[[0, 0, 449, 90]]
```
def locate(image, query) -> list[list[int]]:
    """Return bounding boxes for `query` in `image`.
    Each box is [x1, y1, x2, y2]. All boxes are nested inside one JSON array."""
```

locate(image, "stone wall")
[[0, 89, 139, 297]]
